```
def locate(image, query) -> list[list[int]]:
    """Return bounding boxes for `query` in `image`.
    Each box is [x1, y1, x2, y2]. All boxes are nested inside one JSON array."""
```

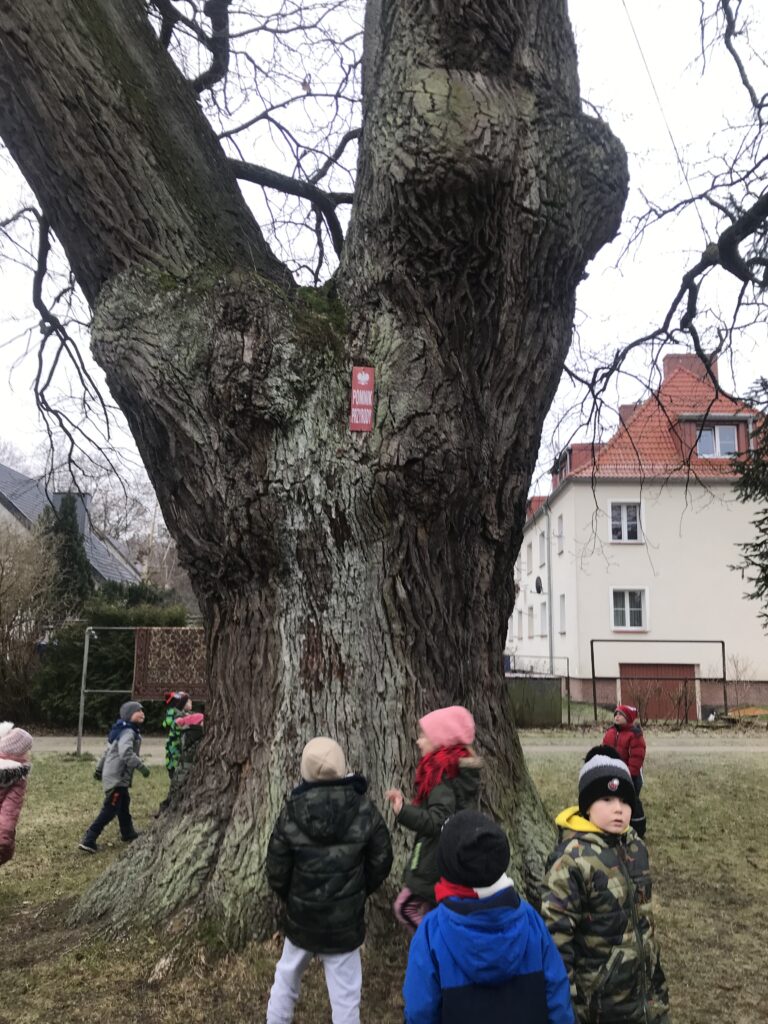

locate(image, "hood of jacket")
[[555, 805, 630, 843], [107, 718, 140, 743], [0, 759, 32, 787], [451, 756, 482, 802], [288, 774, 368, 844], [433, 888, 535, 985]]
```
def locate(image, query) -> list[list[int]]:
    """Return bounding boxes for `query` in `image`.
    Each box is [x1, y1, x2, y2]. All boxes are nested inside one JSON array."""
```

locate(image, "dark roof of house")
[[0, 461, 141, 585]]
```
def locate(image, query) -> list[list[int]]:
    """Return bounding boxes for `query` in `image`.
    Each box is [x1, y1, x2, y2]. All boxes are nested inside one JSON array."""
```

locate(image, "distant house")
[[0, 461, 141, 586], [507, 354, 767, 720]]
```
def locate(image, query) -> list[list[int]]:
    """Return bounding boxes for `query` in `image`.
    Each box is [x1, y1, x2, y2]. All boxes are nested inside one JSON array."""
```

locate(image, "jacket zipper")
[[618, 843, 650, 1024]]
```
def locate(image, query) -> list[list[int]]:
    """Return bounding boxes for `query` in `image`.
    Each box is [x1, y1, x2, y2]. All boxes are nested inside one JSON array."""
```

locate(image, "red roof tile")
[[526, 495, 547, 520], [565, 368, 757, 482]]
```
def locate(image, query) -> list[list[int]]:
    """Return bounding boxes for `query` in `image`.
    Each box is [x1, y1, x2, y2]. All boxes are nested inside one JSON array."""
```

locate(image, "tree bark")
[[0, 0, 627, 945]]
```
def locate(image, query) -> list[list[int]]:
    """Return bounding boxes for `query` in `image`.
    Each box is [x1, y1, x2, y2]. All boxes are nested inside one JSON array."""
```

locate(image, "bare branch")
[[192, 0, 232, 94], [308, 127, 361, 185], [150, 0, 214, 52], [719, 0, 767, 119], [229, 157, 351, 255]]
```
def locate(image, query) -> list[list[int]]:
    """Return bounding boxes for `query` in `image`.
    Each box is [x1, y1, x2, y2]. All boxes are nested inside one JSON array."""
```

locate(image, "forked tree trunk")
[[0, 0, 627, 944]]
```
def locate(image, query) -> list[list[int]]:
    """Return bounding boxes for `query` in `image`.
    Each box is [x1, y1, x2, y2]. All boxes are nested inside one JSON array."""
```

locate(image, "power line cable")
[[620, 0, 711, 240]]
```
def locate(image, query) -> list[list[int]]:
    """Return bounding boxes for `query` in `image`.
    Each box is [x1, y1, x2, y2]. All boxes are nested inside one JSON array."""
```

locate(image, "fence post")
[[76, 627, 92, 757], [721, 641, 729, 715], [566, 669, 571, 726]]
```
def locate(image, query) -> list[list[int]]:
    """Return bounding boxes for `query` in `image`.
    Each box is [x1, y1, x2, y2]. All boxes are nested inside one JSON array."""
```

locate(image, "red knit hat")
[[615, 704, 638, 725], [419, 706, 475, 748]]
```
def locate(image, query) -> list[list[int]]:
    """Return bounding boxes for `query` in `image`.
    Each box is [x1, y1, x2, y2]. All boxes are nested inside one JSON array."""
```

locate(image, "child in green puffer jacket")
[[385, 705, 482, 933]]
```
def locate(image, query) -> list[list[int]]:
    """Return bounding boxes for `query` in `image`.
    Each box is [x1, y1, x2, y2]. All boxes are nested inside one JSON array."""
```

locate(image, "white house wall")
[[508, 479, 768, 681]]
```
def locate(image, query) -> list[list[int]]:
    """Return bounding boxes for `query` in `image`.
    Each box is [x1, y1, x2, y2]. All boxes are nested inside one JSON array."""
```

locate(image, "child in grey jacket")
[[79, 701, 150, 853]]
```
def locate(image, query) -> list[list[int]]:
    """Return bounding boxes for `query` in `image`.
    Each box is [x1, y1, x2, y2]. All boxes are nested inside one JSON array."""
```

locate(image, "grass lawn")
[[2, 734, 767, 1024]]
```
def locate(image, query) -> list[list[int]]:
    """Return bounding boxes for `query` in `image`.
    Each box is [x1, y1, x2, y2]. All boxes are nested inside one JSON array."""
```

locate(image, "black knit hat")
[[578, 744, 636, 816], [437, 810, 511, 888]]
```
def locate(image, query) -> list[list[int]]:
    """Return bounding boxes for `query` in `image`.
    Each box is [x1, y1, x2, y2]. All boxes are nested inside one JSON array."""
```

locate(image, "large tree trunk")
[[0, 0, 627, 944]]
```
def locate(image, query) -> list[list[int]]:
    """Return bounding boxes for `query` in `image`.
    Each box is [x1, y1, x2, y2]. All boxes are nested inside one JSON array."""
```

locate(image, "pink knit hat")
[[419, 706, 475, 748], [0, 722, 33, 757]]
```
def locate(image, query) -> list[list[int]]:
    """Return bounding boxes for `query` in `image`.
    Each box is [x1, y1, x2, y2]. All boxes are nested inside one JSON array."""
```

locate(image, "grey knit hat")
[[578, 745, 635, 816], [119, 701, 144, 721]]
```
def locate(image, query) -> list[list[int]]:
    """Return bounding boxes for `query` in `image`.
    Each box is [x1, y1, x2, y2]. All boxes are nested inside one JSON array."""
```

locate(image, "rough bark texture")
[[0, 0, 627, 944]]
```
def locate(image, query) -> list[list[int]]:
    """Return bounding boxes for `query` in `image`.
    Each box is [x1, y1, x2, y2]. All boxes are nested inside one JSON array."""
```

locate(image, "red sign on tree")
[[349, 366, 375, 432]]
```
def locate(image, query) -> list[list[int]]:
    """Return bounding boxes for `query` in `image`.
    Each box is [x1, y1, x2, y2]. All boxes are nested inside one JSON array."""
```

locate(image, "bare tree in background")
[[0, 521, 58, 719], [564, 0, 767, 426], [0, 0, 627, 942]]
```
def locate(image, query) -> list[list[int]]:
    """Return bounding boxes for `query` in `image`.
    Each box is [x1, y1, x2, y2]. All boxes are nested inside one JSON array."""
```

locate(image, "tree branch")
[[308, 128, 361, 185], [192, 0, 232, 94], [719, 0, 767, 119], [150, 0, 213, 52], [229, 158, 351, 255]]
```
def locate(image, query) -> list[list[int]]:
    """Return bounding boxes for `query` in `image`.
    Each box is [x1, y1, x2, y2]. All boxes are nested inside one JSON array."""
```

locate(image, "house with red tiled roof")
[[506, 353, 767, 720]]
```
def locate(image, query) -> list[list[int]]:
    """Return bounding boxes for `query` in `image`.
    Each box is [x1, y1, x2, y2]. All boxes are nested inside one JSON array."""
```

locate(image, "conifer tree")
[[39, 493, 94, 615], [737, 380, 768, 628]]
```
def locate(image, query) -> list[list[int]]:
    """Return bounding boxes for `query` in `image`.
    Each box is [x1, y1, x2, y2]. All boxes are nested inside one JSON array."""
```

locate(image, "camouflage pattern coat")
[[162, 707, 183, 772], [541, 807, 669, 1024], [266, 774, 393, 953]]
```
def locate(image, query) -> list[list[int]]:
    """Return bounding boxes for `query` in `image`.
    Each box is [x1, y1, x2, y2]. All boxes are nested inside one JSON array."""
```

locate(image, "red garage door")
[[620, 663, 696, 723]]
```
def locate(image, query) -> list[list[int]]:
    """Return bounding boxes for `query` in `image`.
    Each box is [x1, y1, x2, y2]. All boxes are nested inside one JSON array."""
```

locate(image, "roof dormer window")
[[697, 423, 738, 458]]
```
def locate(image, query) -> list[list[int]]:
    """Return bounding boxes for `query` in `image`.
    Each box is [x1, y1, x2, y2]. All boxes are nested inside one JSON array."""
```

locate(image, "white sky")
[[0, 0, 765, 478]]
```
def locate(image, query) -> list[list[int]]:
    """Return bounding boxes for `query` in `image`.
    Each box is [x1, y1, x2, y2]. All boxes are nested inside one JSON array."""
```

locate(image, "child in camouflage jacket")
[[541, 746, 669, 1024], [162, 691, 192, 777]]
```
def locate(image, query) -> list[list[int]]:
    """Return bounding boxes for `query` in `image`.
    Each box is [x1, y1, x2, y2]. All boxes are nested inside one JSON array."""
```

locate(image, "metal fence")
[[569, 674, 768, 725]]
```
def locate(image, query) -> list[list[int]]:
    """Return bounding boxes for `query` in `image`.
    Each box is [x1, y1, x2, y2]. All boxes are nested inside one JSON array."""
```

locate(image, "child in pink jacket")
[[0, 721, 33, 865]]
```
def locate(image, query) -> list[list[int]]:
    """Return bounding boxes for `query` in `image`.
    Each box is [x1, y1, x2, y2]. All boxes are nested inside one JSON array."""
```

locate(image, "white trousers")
[[266, 937, 362, 1024]]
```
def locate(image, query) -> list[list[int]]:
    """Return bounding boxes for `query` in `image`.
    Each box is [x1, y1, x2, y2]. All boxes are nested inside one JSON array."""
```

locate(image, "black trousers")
[[84, 786, 136, 841]]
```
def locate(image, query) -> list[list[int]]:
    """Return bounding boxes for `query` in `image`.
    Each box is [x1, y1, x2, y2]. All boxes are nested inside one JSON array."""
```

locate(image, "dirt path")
[[521, 741, 768, 755], [33, 735, 166, 759], [31, 730, 768, 759]]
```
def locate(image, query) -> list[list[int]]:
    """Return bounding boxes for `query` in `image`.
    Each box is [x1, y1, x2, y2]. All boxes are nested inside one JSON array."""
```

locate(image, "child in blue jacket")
[[403, 810, 574, 1024]]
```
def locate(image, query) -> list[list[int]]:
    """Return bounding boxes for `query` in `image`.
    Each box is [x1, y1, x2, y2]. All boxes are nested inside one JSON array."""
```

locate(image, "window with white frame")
[[612, 588, 646, 630], [526, 541, 533, 574], [527, 606, 534, 638], [697, 423, 738, 458], [517, 610, 523, 640], [539, 601, 547, 636], [538, 531, 546, 566], [557, 514, 564, 554], [559, 593, 566, 634], [611, 502, 641, 542]]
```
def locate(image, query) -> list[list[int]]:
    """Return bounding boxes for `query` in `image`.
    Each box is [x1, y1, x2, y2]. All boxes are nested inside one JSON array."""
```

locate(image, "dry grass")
[[2, 733, 767, 1024]]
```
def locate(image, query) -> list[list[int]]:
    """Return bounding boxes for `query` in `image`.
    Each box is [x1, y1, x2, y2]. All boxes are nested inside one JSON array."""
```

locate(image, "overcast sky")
[[0, 0, 765, 478]]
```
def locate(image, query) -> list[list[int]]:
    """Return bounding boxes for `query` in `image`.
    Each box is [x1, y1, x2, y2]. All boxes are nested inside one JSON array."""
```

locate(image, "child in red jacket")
[[602, 704, 647, 837], [0, 722, 33, 865]]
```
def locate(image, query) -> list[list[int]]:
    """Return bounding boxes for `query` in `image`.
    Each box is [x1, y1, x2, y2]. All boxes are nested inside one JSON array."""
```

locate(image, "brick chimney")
[[662, 353, 718, 382], [619, 402, 641, 426]]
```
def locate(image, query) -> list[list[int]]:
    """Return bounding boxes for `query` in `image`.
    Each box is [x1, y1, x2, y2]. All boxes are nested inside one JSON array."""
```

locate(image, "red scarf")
[[434, 877, 478, 903], [413, 745, 471, 805]]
